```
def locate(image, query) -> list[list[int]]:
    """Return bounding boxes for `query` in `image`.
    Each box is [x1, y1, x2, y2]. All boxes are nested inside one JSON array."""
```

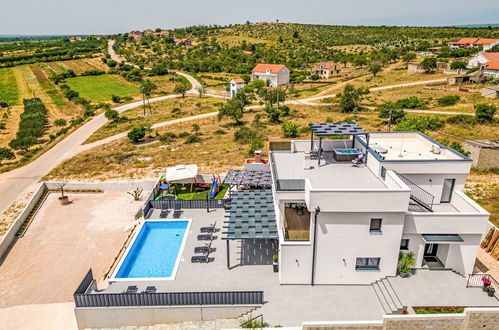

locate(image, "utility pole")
[[388, 109, 392, 132]]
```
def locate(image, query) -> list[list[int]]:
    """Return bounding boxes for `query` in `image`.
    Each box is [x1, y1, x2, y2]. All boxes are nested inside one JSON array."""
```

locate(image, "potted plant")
[[398, 251, 415, 278], [57, 182, 70, 205], [487, 286, 496, 297], [272, 254, 279, 272], [482, 277, 492, 292]]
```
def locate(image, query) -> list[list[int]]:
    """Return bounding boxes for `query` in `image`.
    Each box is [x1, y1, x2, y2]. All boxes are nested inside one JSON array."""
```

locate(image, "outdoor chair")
[[159, 209, 169, 218], [200, 221, 217, 233], [142, 286, 157, 294], [173, 202, 183, 218], [123, 286, 138, 294], [197, 234, 217, 241], [194, 246, 216, 253], [191, 255, 210, 263], [351, 152, 365, 166]]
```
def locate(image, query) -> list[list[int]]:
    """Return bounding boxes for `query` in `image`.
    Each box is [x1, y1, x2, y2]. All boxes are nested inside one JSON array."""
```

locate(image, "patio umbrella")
[[165, 164, 198, 181], [159, 183, 170, 189]]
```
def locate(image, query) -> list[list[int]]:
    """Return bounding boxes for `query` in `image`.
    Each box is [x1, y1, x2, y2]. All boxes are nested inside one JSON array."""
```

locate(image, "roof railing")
[[394, 172, 434, 212]]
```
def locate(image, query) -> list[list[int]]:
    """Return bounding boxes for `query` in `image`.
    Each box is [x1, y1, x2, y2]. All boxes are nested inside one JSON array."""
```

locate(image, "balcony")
[[403, 191, 490, 235]]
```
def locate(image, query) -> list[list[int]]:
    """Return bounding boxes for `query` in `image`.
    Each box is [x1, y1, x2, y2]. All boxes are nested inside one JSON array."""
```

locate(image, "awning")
[[309, 122, 367, 137], [223, 169, 272, 189], [422, 234, 464, 243], [164, 164, 198, 181], [223, 190, 277, 240]]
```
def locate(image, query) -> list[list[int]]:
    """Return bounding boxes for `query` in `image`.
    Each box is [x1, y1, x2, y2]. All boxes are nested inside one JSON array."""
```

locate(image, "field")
[[84, 96, 221, 143], [65, 74, 139, 102], [146, 74, 181, 94], [0, 68, 20, 106]]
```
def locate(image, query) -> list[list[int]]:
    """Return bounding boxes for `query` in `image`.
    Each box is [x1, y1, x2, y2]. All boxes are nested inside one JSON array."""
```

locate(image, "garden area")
[[157, 182, 229, 200], [65, 74, 139, 102]]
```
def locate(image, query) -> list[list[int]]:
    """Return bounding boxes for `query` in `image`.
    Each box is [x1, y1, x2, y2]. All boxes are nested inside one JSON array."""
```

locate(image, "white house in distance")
[[270, 123, 489, 285], [448, 38, 499, 51], [251, 64, 290, 87], [467, 52, 499, 77], [229, 78, 245, 98]]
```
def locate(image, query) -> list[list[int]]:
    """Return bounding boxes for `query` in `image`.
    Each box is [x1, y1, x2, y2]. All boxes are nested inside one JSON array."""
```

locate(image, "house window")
[[356, 257, 381, 270], [400, 239, 409, 250], [370, 218, 382, 232], [441, 178, 455, 203]]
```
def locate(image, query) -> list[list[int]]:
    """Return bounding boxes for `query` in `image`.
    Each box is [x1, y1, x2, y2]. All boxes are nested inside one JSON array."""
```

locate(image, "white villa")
[[270, 124, 489, 285], [251, 64, 290, 87], [229, 78, 245, 98]]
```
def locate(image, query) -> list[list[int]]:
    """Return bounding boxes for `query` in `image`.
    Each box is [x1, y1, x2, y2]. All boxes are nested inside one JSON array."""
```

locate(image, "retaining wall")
[[301, 307, 499, 330], [0, 183, 47, 260], [75, 305, 256, 329]]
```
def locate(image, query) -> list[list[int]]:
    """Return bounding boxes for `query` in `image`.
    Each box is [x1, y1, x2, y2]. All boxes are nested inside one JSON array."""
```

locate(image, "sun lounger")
[[159, 209, 169, 218], [197, 234, 216, 241], [200, 221, 217, 233], [194, 246, 215, 253], [123, 286, 138, 294], [191, 255, 210, 263], [142, 286, 157, 294]]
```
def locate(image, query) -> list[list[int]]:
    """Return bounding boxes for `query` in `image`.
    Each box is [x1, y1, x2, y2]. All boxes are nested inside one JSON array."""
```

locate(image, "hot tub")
[[333, 148, 359, 161]]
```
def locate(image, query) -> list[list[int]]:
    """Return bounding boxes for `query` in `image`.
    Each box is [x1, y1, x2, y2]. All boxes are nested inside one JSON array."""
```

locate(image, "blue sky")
[[0, 0, 498, 35]]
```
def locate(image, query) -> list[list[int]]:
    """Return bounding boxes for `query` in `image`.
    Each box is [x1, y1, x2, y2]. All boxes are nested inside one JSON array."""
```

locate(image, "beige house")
[[312, 62, 340, 79], [463, 140, 499, 169]]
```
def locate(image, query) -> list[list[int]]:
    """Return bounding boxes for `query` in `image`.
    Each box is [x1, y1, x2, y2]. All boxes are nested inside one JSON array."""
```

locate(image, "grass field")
[[65, 74, 139, 102], [84, 96, 221, 144], [146, 74, 179, 94], [0, 68, 19, 106]]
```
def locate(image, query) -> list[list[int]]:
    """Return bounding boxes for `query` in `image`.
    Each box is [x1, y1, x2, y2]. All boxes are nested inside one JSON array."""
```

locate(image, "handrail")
[[394, 172, 434, 212], [241, 314, 264, 328], [466, 273, 499, 301]]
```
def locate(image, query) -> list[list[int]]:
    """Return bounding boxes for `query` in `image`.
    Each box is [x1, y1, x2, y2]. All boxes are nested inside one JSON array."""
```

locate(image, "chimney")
[[254, 150, 262, 163]]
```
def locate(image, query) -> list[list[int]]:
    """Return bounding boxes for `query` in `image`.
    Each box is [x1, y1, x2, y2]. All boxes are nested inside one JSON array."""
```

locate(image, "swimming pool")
[[113, 220, 190, 280]]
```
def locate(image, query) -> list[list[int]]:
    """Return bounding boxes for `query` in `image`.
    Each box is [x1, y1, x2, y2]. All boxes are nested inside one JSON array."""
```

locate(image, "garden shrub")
[[377, 102, 406, 123], [396, 116, 444, 133], [395, 96, 429, 109], [234, 126, 258, 144], [475, 104, 496, 123], [281, 122, 300, 138], [184, 134, 200, 144], [127, 126, 147, 143], [445, 115, 475, 125], [437, 95, 460, 106]]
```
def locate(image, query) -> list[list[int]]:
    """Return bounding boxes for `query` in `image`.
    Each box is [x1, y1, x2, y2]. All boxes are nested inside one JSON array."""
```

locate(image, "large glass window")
[[284, 203, 310, 241], [356, 257, 381, 270], [441, 178, 455, 203], [400, 239, 409, 250]]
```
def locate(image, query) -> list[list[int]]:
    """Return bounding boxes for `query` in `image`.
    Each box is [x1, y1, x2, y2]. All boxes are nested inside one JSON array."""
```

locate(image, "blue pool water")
[[115, 221, 188, 278], [334, 148, 359, 154]]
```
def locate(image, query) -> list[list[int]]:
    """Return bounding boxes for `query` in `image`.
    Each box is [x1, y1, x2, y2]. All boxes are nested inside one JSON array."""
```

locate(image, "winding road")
[[0, 41, 468, 214]]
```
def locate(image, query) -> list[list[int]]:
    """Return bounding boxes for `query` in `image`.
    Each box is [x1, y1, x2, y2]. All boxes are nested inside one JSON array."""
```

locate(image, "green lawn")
[[0, 68, 19, 106], [176, 184, 229, 200], [65, 74, 139, 102]]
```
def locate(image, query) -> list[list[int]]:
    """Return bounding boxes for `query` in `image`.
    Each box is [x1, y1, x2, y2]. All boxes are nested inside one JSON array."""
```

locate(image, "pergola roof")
[[223, 170, 272, 189], [223, 190, 277, 240], [309, 123, 367, 137]]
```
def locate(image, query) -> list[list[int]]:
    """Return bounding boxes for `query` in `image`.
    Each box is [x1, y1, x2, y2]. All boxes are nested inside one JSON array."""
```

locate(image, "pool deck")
[[97, 208, 499, 327]]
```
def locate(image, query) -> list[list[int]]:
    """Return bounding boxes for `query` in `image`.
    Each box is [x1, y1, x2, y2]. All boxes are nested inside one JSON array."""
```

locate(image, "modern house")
[[463, 140, 499, 169], [475, 39, 499, 51], [270, 124, 490, 285], [229, 78, 245, 98], [251, 64, 290, 87], [312, 62, 340, 79]]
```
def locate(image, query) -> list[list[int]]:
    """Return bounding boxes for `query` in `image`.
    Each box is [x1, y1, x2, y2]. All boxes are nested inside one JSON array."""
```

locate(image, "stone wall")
[[301, 308, 499, 330]]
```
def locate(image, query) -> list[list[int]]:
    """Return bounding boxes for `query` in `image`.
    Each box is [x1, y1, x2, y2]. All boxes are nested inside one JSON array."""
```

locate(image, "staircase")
[[372, 278, 405, 314]]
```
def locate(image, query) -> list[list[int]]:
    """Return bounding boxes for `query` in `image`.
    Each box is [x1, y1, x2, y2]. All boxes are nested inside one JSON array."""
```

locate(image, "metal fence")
[[269, 141, 291, 151], [74, 269, 263, 308], [149, 199, 229, 210], [466, 273, 499, 300]]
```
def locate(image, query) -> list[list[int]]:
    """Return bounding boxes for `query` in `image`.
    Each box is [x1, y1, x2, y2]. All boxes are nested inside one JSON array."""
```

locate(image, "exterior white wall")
[[467, 53, 488, 68], [277, 67, 290, 86], [396, 173, 467, 204], [483, 69, 499, 78], [280, 242, 313, 284], [251, 68, 290, 87], [314, 211, 406, 284], [483, 41, 499, 51]]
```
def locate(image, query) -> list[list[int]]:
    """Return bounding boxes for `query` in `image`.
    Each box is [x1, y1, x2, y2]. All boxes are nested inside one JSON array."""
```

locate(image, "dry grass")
[[84, 96, 222, 144], [0, 190, 34, 238], [466, 170, 499, 226], [216, 35, 274, 47]]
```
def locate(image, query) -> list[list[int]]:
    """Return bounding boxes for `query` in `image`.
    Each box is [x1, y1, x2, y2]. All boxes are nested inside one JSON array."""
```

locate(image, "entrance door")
[[441, 178, 455, 203]]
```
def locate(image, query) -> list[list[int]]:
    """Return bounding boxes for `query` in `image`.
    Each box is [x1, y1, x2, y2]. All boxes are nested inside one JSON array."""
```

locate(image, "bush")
[[248, 138, 264, 156], [475, 104, 496, 123], [265, 105, 290, 123], [159, 132, 177, 144], [450, 61, 467, 70], [127, 126, 147, 143], [111, 95, 122, 103], [0, 101, 9, 107], [178, 131, 189, 138], [184, 134, 200, 144], [106, 59, 117, 68], [281, 122, 300, 138], [54, 118, 67, 127], [396, 116, 444, 133], [234, 126, 257, 144], [445, 114, 475, 125], [396, 96, 429, 109], [214, 129, 226, 135], [0, 147, 15, 164], [105, 109, 119, 122], [437, 95, 460, 106], [377, 102, 405, 123]]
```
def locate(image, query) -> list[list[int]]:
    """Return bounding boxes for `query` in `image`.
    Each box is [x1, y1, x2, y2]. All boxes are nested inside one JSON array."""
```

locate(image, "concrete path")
[[0, 302, 78, 330]]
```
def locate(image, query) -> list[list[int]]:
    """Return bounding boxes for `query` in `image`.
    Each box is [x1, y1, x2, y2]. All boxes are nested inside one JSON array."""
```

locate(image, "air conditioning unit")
[[431, 145, 441, 154]]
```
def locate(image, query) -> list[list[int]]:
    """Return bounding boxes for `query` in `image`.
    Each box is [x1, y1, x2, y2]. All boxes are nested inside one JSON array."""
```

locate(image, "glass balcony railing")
[[275, 179, 305, 191]]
